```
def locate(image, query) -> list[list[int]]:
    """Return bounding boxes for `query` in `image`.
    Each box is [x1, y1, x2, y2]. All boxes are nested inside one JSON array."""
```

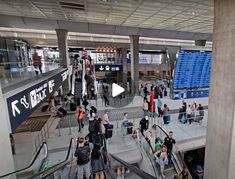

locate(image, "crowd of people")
[[41, 79, 204, 179], [179, 101, 204, 125]]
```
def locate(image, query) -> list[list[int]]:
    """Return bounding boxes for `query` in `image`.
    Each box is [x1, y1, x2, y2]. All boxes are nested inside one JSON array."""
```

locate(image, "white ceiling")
[[0, 0, 214, 34]]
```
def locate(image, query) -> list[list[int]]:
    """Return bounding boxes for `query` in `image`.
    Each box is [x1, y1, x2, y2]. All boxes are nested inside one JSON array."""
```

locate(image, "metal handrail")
[[0, 142, 47, 178], [155, 125, 193, 178], [28, 138, 74, 179]]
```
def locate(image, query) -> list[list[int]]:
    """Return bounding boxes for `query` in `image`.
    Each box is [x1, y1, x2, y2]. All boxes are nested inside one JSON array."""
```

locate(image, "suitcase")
[[180, 115, 187, 124], [127, 126, 133, 135], [57, 107, 67, 116], [105, 124, 113, 139], [163, 115, 171, 124], [164, 90, 167, 97], [41, 105, 49, 112], [70, 103, 77, 111]]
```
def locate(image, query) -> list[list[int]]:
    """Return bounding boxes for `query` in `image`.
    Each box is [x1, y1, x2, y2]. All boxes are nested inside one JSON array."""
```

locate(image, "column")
[[0, 84, 15, 175], [122, 48, 128, 89], [56, 29, 70, 93], [204, 0, 235, 179], [55, 29, 69, 68], [130, 35, 139, 95]]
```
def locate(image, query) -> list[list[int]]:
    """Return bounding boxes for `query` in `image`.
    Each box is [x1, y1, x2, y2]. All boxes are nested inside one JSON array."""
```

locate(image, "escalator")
[[0, 134, 158, 179], [154, 125, 194, 179]]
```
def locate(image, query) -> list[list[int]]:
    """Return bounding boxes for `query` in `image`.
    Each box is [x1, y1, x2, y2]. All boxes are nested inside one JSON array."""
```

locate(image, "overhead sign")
[[6, 70, 68, 132], [95, 64, 123, 72], [112, 83, 125, 97]]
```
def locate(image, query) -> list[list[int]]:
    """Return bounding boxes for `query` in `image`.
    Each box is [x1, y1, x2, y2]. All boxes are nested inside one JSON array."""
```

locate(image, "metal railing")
[[0, 142, 48, 179]]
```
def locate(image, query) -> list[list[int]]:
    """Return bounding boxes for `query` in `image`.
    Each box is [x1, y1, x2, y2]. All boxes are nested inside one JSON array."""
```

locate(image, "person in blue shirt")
[[157, 96, 163, 117]]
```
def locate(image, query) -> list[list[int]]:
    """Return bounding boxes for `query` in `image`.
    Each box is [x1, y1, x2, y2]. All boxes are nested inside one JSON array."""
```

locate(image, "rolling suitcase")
[[105, 124, 113, 139], [57, 107, 67, 116], [70, 103, 77, 111], [163, 115, 170, 124]]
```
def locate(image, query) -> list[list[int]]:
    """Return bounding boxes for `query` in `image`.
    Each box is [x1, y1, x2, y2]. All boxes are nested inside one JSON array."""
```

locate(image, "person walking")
[[75, 106, 85, 133], [74, 137, 91, 179], [163, 131, 176, 166], [103, 86, 109, 107]]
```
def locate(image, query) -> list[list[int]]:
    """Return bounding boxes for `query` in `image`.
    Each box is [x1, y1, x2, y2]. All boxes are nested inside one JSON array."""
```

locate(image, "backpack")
[[76, 147, 89, 165], [89, 120, 96, 133]]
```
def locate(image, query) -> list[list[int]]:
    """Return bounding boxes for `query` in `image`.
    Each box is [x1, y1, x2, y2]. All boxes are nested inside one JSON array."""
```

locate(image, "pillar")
[[122, 48, 128, 89], [204, 0, 235, 179], [55, 29, 69, 68], [167, 46, 180, 80], [56, 29, 69, 93], [0, 83, 15, 175], [130, 35, 139, 95]]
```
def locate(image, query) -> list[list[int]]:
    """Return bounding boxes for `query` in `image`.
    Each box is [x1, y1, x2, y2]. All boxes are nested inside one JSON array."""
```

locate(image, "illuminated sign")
[[7, 70, 68, 132]]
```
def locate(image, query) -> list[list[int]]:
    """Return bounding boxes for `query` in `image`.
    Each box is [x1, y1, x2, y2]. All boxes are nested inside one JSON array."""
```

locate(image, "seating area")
[[174, 50, 212, 90]]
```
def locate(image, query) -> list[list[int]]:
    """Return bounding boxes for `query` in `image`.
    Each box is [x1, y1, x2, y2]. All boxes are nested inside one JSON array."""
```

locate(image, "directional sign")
[[6, 69, 68, 132], [99, 66, 104, 71], [95, 64, 123, 72]]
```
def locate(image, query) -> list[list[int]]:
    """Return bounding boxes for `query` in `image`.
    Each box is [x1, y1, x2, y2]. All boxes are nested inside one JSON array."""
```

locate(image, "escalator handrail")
[[109, 153, 156, 179], [0, 142, 47, 178], [155, 125, 193, 178], [27, 138, 74, 179], [137, 128, 155, 153]]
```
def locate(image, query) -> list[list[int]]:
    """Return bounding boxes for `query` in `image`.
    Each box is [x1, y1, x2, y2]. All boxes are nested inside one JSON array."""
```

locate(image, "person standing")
[[102, 111, 110, 138], [103, 86, 109, 107], [82, 95, 89, 111], [32, 52, 42, 74], [91, 144, 106, 179], [75, 106, 85, 133], [163, 131, 176, 166], [139, 116, 148, 135], [157, 96, 163, 117], [143, 99, 149, 117], [154, 145, 168, 178], [89, 113, 100, 145], [74, 137, 91, 179]]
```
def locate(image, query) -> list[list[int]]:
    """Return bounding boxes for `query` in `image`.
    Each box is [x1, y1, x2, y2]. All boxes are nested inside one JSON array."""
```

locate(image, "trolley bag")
[[105, 124, 113, 139], [180, 115, 187, 124], [127, 122, 133, 134], [58, 107, 67, 116], [164, 90, 167, 97], [41, 105, 49, 112], [70, 103, 77, 111], [163, 115, 170, 124]]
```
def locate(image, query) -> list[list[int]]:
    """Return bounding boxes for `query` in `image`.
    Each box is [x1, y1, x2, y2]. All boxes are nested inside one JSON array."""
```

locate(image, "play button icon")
[[112, 83, 125, 97]]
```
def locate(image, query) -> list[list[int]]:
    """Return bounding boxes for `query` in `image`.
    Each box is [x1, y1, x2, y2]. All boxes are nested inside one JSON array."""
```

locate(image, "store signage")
[[95, 65, 123, 72], [7, 70, 68, 132]]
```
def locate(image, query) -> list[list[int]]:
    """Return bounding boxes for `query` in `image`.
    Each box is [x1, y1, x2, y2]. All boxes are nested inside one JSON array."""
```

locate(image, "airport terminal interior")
[[0, 0, 234, 179]]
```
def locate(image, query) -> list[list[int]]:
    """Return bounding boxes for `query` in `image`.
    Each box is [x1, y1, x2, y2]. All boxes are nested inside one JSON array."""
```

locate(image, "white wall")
[[0, 84, 15, 175]]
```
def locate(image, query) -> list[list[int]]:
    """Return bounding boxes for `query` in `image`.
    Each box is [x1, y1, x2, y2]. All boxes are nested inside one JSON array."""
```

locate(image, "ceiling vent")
[[60, 1, 85, 11]]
